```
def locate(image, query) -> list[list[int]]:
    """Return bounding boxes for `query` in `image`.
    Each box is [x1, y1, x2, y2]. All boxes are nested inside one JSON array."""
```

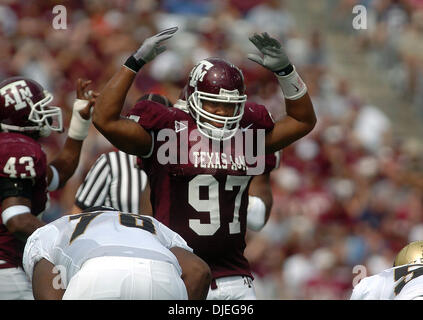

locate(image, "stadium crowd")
[[1, 0, 422, 299], [333, 0, 423, 119]]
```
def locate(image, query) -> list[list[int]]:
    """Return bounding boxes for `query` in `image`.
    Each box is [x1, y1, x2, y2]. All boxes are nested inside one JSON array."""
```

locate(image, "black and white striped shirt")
[[75, 150, 147, 214]]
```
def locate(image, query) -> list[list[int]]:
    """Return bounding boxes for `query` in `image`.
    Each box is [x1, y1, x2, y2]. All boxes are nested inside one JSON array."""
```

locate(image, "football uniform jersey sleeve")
[[0, 133, 48, 216], [350, 275, 383, 300], [126, 100, 174, 132], [22, 224, 59, 282], [255, 104, 280, 171], [243, 102, 275, 132], [126, 101, 177, 158], [0, 133, 47, 180], [395, 269, 423, 300], [241, 102, 280, 174], [350, 278, 369, 300]]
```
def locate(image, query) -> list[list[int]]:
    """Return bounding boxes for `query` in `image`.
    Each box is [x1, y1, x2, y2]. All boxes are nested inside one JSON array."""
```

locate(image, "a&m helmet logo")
[[0, 80, 33, 111], [189, 60, 214, 88]]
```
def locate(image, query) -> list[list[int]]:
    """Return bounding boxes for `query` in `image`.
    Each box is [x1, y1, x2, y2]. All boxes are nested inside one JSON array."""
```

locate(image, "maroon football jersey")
[[128, 101, 278, 280], [0, 132, 47, 268]]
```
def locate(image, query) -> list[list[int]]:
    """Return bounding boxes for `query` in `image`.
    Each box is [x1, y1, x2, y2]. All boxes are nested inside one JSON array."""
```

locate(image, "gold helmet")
[[394, 241, 423, 267]]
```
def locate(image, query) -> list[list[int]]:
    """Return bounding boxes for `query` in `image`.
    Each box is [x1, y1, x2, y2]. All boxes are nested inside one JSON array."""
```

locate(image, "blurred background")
[[1, 0, 422, 299]]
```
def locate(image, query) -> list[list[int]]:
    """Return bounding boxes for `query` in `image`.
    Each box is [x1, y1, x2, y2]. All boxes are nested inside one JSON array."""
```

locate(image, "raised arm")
[[92, 27, 178, 157], [47, 79, 98, 189], [248, 32, 317, 154]]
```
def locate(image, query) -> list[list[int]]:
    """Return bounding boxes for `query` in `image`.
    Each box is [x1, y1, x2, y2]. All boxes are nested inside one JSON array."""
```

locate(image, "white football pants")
[[0, 267, 34, 300], [206, 275, 257, 300], [62, 256, 188, 300]]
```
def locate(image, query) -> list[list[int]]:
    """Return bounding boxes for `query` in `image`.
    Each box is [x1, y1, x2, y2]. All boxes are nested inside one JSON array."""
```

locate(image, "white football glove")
[[124, 27, 178, 73], [248, 32, 292, 74], [249, 32, 307, 99], [134, 27, 178, 63]]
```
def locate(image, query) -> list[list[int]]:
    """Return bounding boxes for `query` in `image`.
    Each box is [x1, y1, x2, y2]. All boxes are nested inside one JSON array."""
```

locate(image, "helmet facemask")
[[27, 90, 63, 136], [188, 88, 246, 141]]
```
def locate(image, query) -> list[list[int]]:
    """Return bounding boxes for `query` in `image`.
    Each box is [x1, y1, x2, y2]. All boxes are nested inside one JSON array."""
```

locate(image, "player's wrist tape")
[[275, 65, 307, 100], [246, 196, 267, 232], [123, 56, 146, 73], [68, 99, 92, 141], [47, 165, 60, 191], [2, 205, 30, 225]]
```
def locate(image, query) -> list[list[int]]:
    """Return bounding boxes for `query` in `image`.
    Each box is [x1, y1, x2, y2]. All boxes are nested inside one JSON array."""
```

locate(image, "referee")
[[71, 93, 172, 215], [71, 150, 151, 214]]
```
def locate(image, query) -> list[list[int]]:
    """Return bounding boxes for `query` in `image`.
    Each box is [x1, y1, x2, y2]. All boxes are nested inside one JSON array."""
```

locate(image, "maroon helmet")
[[184, 58, 247, 140], [0, 76, 63, 137]]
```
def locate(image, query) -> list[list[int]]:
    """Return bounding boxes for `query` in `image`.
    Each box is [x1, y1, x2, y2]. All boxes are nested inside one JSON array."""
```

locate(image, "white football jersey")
[[23, 208, 192, 285], [351, 264, 423, 300]]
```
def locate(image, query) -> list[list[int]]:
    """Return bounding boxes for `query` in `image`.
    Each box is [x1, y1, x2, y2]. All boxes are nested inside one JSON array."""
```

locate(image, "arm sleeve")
[[126, 101, 175, 159], [395, 276, 423, 300], [75, 154, 111, 209], [22, 224, 59, 282], [0, 134, 48, 215], [245, 102, 275, 132], [259, 105, 281, 171], [126, 100, 174, 132], [243, 102, 280, 174]]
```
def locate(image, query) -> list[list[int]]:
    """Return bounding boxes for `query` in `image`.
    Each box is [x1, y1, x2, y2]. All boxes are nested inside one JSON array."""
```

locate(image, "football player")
[[351, 241, 423, 300], [0, 77, 97, 299], [23, 206, 211, 300], [93, 27, 316, 299]]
